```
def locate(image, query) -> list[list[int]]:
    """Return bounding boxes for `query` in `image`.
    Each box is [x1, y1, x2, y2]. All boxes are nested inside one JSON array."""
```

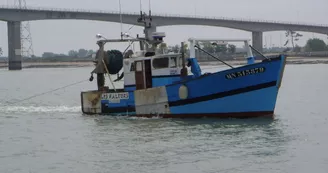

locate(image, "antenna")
[[118, 0, 123, 39], [148, 0, 152, 20]]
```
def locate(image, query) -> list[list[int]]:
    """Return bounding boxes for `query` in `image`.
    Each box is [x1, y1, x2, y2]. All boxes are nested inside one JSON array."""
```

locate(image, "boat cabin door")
[[135, 60, 152, 90]]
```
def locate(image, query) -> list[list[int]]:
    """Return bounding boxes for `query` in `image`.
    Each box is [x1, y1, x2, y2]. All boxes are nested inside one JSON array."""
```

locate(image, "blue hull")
[[82, 55, 286, 118]]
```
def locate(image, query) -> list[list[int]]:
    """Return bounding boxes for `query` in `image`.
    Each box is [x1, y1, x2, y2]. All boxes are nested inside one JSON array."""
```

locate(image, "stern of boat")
[[81, 90, 102, 115]]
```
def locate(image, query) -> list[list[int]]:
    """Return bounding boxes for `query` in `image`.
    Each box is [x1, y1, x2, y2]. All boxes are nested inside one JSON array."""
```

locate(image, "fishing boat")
[[80, 10, 286, 118]]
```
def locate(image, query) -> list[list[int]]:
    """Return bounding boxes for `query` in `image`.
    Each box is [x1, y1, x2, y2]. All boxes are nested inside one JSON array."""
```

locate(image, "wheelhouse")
[[123, 52, 185, 91]]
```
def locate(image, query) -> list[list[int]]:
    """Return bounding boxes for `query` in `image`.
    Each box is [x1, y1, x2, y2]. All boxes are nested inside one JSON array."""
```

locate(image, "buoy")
[[179, 85, 188, 99]]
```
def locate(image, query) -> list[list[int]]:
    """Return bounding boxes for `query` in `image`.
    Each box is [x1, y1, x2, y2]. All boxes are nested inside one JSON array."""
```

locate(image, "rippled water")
[[0, 64, 328, 173]]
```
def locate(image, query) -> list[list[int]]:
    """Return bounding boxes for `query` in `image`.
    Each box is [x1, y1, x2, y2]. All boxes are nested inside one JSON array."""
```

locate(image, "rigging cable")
[[4, 79, 87, 105]]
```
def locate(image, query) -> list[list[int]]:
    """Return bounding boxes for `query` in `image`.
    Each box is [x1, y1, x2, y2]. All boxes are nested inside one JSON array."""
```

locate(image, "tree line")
[[156, 42, 237, 54], [41, 43, 237, 59], [300, 38, 328, 52], [35, 37, 328, 61], [283, 30, 328, 52], [41, 49, 96, 58], [1, 31, 328, 59]]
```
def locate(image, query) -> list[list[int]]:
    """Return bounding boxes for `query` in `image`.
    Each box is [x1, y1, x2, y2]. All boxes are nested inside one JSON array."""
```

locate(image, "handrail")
[[0, 5, 328, 27]]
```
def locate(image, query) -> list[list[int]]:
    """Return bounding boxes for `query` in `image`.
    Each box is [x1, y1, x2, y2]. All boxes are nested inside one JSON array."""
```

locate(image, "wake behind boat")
[[80, 10, 286, 118]]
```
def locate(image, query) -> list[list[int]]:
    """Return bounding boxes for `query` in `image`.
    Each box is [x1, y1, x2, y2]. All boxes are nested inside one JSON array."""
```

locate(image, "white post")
[[244, 40, 253, 58], [189, 39, 196, 58], [244, 40, 255, 64]]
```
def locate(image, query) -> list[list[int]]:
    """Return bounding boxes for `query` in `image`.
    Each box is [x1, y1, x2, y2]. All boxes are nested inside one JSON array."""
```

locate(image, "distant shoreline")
[[0, 61, 94, 69], [199, 57, 328, 66], [0, 57, 328, 69]]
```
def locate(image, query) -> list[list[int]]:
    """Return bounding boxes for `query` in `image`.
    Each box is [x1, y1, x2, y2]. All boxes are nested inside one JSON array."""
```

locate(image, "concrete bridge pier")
[[252, 31, 263, 53], [7, 21, 22, 70]]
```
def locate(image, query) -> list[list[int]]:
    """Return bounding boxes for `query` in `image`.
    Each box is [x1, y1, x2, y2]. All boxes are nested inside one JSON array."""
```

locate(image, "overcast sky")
[[1, 0, 328, 56]]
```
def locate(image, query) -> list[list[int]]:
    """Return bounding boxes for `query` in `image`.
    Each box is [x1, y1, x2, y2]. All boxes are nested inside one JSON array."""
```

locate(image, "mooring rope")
[[4, 79, 87, 106]]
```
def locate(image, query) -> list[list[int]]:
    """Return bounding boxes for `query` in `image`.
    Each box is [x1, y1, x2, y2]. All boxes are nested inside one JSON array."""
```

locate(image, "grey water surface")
[[0, 64, 327, 173]]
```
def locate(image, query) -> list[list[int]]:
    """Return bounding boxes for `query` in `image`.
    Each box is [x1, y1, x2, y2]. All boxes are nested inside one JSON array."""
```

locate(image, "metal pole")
[[180, 42, 188, 77], [119, 0, 123, 39]]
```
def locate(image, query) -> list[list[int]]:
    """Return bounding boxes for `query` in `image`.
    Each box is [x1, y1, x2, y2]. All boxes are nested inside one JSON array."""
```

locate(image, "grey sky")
[[1, 0, 328, 56]]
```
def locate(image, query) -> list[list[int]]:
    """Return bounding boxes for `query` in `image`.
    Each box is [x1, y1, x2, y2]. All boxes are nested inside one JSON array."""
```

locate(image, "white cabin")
[[123, 52, 185, 91]]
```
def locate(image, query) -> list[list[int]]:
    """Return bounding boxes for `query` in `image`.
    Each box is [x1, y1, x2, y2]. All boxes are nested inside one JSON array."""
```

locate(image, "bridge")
[[1, 6, 328, 70]]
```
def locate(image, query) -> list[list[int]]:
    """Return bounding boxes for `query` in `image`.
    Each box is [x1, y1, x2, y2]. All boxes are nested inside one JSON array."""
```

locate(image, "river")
[[0, 64, 327, 173]]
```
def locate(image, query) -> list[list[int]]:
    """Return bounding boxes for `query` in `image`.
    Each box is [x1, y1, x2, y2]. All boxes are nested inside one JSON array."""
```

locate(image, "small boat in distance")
[[80, 10, 286, 118]]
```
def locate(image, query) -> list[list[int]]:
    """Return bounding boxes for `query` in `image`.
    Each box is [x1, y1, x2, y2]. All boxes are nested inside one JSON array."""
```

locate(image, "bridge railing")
[[1, 5, 328, 27]]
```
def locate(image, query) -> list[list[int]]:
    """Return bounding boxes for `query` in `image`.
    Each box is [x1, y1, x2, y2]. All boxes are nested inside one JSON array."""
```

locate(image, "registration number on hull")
[[225, 67, 266, 79]]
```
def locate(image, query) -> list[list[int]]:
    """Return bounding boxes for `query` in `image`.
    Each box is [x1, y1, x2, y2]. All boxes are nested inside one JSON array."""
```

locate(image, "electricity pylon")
[[14, 0, 34, 58]]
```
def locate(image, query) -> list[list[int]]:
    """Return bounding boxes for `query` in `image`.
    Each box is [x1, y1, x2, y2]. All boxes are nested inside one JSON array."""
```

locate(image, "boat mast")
[[118, 0, 123, 39], [137, 1, 164, 54], [90, 0, 164, 91]]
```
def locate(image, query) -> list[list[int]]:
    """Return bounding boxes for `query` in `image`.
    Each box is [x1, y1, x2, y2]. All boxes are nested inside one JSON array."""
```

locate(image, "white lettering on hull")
[[102, 92, 129, 103]]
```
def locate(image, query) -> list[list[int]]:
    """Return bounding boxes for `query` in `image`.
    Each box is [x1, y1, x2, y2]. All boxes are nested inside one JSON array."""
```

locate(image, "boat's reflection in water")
[[92, 113, 290, 158]]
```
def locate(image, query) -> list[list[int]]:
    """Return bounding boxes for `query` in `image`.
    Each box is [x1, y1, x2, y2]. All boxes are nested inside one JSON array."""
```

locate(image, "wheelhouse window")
[[170, 57, 177, 68], [130, 62, 135, 71], [178, 57, 183, 67], [152, 57, 169, 69], [175, 56, 183, 67], [136, 61, 143, 72]]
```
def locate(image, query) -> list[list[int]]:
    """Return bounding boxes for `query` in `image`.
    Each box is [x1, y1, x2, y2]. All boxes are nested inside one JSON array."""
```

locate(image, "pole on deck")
[[180, 42, 188, 77]]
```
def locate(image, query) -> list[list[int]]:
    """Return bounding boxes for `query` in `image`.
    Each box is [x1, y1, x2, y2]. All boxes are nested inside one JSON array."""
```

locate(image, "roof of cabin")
[[128, 53, 182, 61]]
